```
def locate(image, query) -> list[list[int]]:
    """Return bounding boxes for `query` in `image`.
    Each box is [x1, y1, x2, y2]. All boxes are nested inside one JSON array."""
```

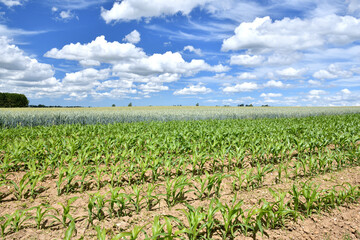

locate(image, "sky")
[[1, 0, 360, 107]]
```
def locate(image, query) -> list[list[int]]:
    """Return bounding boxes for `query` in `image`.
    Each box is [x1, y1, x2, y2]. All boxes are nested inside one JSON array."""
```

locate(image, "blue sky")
[[1, 0, 360, 107]]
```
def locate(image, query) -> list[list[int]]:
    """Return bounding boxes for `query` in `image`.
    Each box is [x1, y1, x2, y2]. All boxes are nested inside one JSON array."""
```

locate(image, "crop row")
[[1, 182, 359, 239]]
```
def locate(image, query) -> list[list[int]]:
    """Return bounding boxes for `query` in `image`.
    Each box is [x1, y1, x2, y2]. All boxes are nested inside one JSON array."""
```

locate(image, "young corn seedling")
[[254, 163, 273, 187], [231, 169, 245, 192], [244, 169, 257, 191], [53, 197, 79, 228], [145, 183, 160, 211], [194, 173, 209, 200], [95, 225, 107, 240], [88, 193, 106, 224], [130, 185, 146, 214], [30, 204, 55, 229], [145, 216, 183, 240], [77, 166, 94, 193], [107, 187, 130, 218], [300, 182, 320, 217], [217, 194, 244, 240], [163, 176, 193, 208], [56, 167, 66, 196], [8, 172, 31, 200], [113, 224, 146, 240], [64, 220, 76, 240], [64, 163, 79, 194], [179, 204, 207, 240], [0, 215, 11, 237], [8, 209, 32, 233], [204, 199, 220, 239]]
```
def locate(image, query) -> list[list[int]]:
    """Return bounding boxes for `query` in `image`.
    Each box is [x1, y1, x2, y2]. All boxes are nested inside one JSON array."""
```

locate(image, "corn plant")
[[145, 183, 160, 211], [30, 204, 56, 229], [7, 209, 32, 233], [113, 225, 145, 240], [217, 194, 244, 239], [64, 220, 76, 240], [107, 187, 130, 218], [130, 185, 146, 214], [8, 172, 31, 200], [163, 176, 193, 208], [53, 197, 79, 228], [179, 204, 207, 240], [95, 225, 107, 240]]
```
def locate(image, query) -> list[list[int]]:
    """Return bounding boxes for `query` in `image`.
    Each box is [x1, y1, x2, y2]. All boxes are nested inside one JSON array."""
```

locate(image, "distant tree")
[[237, 104, 244, 107], [0, 92, 29, 107], [112, 104, 116, 107], [128, 102, 132, 107], [196, 103, 199, 106]]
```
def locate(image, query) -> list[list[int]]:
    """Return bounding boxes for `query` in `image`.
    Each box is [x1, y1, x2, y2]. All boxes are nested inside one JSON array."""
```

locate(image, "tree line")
[[0, 93, 29, 108]]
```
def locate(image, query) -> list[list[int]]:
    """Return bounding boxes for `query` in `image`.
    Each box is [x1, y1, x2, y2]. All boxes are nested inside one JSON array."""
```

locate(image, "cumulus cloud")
[[0, 0, 23, 7], [123, 30, 141, 44], [223, 82, 259, 93], [44, 35, 228, 100], [230, 54, 264, 67], [238, 72, 256, 80], [59, 10, 77, 20], [0, 36, 61, 98], [222, 15, 360, 52], [45, 35, 146, 64], [183, 45, 202, 56], [313, 64, 353, 79], [260, 93, 282, 98], [138, 82, 169, 93], [174, 83, 212, 95], [101, 0, 213, 23], [263, 80, 289, 88], [276, 67, 305, 79]]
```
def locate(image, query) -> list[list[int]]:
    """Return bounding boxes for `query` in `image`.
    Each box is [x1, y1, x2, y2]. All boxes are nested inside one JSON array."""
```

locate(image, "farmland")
[[0, 107, 360, 239]]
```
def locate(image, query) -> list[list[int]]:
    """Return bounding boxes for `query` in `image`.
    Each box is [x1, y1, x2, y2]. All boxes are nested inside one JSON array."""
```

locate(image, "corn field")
[[0, 109, 360, 239]]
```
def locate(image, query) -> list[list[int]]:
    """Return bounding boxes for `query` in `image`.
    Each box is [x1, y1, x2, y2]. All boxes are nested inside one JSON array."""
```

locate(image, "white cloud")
[[348, 0, 360, 14], [101, 0, 213, 23], [264, 80, 289, 88], [313, 64, 353, 79], [222, 15, 360, 52], [138, 82, 169, 93], [260, 93, 282, 98], [62, 68, 109, 86], [308, 80, 322, 86], [276, 67, 305, 79], [123, 30, 141, 44], [0, 37, 61, 98], [340, 88, 351, 95], [223, 82, 259, 93], [0, 0, 23, 7], [309, 89, 327, 95], [112, 51, 228, 76], [238, 72, 256, 80], [313, 69, 337, 79], [184, 45, 202, 56], [222, 97, 254, 105], [174, 83, 212, 95], [230, 54, 264, 67], [45, 35, 146, 64], [59, 10, 76, 20]]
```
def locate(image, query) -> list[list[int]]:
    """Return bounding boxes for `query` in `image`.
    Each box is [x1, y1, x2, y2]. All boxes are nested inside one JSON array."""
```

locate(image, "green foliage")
[[0, 92, 29, 108]]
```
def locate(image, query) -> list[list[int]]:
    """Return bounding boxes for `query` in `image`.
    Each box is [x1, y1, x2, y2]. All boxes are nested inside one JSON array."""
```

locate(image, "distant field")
[[1, 106, 360, 127]]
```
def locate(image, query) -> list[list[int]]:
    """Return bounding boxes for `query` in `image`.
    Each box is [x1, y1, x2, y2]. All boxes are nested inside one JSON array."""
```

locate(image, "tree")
[[128, 102, 132, 107], [0, 93, 29, 107], [196, 103, 199, 106], [112, 104, 116, 107]]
